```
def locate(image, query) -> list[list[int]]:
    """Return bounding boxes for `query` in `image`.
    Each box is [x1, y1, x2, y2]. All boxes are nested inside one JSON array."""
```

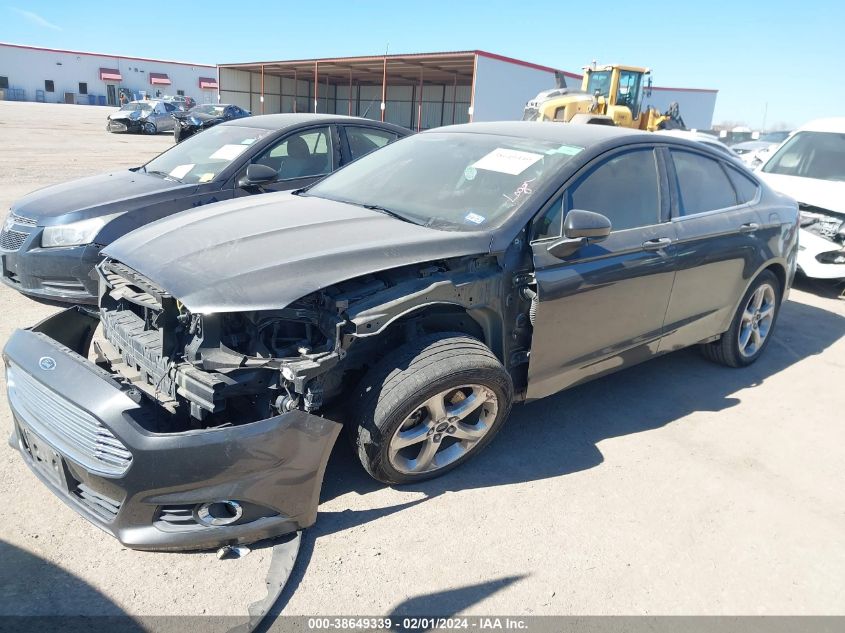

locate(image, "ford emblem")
[[38, 356, 57, 371]]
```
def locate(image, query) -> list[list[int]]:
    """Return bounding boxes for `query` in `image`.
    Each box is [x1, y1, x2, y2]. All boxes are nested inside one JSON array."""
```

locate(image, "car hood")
[[11, 171, 195, 225], [109, 110, 148, 120], [757, 172, 845, 214], [103, 192, 493, 314]]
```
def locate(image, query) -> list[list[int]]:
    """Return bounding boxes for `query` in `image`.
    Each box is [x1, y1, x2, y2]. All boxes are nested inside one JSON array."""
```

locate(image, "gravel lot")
[[0, 101, 843, 625]]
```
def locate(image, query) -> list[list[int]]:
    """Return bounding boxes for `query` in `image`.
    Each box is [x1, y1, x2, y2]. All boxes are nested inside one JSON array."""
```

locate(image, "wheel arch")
[[349, 301, 504, 362], [721, 259, 788, 335]]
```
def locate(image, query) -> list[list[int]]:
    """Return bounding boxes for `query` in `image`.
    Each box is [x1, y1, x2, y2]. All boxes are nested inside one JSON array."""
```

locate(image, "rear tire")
[[701, 270, 781, 367], [351, 333, 513, 485]]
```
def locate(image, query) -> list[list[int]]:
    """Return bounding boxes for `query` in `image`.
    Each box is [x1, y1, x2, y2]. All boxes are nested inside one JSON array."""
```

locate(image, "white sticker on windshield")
[[464, 212, 486, 225], [546, 144, 584, 156], [210, 144, 249, 160], [169, 164, 194, 179], [472, 148, 544, 175], [241, 138, 257, 145]]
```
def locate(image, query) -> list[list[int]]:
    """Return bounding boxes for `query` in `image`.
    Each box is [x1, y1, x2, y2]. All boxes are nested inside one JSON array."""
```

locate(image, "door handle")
[[642, 237, 673, 251], [740, 222, 760, 234]]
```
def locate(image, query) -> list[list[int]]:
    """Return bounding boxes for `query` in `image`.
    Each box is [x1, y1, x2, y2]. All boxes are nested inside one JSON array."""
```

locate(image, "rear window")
[[762, 131, 845, 181], [671, 151, 737, 214], [726, 167, 759, 204]]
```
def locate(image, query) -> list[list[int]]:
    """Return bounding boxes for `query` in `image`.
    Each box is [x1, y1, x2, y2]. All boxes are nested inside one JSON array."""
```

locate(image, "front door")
[[106, 84, 117, 106], [526, 147, 677, 400], [234, 125, 340, 197]]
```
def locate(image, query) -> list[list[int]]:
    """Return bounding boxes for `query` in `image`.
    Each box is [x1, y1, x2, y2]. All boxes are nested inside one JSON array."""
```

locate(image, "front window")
[[192, 104, 227, 116], [762, 131, 845, 181], [143, 124, 273, 184], [759, 131, 790, 144], [616, 71, 643, 115], [120, 102, 152, 113], [307, 132, 583, 231], [586, 71, 611, 98]]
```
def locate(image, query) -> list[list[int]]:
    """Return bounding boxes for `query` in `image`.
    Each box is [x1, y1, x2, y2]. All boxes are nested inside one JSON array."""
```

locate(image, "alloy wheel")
[[388, 384, 499, 475], [738, 282, 776, 357]]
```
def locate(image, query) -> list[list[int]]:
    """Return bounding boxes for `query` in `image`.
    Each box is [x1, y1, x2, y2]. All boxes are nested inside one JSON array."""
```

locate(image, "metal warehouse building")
[[218, 50, 718, 130], [0, 42, 218, 106]]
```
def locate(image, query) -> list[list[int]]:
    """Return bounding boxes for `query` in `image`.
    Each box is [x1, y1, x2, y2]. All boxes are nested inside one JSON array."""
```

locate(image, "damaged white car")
[[758, 118, 845, 289]]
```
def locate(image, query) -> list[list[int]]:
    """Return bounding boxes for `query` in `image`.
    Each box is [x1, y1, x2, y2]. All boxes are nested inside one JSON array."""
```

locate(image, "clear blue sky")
[[2, 0, 841, 128]]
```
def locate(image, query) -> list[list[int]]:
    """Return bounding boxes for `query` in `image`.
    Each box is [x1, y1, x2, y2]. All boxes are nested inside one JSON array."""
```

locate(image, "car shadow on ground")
[[261, 297, 845, 622], [792, 274, 844, 300], [0, 539, 144, 632], [319, 296, 845, 507]]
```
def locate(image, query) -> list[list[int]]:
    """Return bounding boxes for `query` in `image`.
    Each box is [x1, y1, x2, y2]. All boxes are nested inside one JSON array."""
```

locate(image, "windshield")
[[762, 131, 845, 182], [307, 132, 583, 231], [143, 124, 273, 184], [586, 71, 611, 98], [759, 131, 790, 144], [120, 102, 152, 112], [193, 104, 226, 115]]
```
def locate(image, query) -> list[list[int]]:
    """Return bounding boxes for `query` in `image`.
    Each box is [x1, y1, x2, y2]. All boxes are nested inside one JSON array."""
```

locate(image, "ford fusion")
[[4, 122, 798, 551], [0, 114, 408, 304]]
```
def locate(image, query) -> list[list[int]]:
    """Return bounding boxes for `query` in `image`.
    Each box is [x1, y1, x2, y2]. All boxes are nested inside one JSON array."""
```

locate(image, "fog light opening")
[[196, 500, 243, 526]]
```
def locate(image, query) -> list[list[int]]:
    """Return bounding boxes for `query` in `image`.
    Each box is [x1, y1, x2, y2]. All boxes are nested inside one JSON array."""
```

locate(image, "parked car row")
[[2, 113, 801, 551], [107, 99, 249, 138], [173, 103, 251, 143]]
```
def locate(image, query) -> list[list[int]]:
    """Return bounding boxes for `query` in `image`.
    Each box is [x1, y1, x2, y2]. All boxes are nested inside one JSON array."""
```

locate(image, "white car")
[[757, 118, 845, 283], [654, 129, 739, 159], [733, 132, 792, 168]]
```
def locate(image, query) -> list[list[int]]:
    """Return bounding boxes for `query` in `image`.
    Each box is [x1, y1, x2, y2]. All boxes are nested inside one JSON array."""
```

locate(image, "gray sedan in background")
[[107, 100, 179, 134]]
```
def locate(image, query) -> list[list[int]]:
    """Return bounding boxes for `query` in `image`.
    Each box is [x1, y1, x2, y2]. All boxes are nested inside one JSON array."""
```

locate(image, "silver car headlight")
[[41, 215, 118, 248]]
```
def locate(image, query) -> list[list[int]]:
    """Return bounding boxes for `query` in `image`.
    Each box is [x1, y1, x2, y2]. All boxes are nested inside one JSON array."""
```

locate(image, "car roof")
[[431, 120, 652, 146], [423, 121, 743, 159], [795, 117, 845, 133], [221, 112, 409, 134]]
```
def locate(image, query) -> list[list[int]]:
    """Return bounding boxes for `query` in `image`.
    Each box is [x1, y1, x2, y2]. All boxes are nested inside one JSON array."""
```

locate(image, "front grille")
[[41, 279, 87, 293], [73, 483, 122, 521], [7, 365, 133, 476], [155, 504, 200, 531], [1, 229, 28, 251], [9, 213, 37, 227]]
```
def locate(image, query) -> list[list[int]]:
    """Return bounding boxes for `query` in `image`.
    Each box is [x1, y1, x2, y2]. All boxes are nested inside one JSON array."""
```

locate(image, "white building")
[[0, 42, 218, 106], [217, 50, 719, 130]]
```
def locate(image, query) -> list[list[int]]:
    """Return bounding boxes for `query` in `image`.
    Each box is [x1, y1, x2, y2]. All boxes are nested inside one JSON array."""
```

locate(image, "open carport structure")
[[217, 50, 580, 130]]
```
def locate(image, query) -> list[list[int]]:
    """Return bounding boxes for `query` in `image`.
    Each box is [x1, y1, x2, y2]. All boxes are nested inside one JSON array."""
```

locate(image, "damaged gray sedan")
[[4, 122, 798, 551]]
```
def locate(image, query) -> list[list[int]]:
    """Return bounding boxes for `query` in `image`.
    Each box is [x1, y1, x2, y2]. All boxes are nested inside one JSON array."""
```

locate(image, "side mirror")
[[564, 209, 612, 239], [240, 163, 278, 187], [547, 209, 612, 259]]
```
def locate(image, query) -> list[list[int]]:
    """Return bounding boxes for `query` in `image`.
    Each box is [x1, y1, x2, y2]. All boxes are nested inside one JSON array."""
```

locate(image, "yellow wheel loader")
[[523, 63, 685, 131]]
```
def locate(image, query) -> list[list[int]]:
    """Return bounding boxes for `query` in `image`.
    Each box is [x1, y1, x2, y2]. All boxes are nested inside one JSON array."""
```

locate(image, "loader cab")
[[582, 65, 649, 119]]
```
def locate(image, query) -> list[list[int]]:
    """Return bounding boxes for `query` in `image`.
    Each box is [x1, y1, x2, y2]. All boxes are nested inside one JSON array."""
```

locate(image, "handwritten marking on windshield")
[[503, 178, 536, 205]]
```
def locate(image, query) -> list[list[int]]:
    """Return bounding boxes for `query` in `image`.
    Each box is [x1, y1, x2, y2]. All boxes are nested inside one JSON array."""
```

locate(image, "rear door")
[[526, 146, 678, 400], [233, 125, 341, 196], [658, 148, 766, 351]]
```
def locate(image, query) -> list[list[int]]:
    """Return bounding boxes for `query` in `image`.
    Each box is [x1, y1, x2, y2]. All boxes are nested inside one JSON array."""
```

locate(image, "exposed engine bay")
[[95, 254, 529, 433]]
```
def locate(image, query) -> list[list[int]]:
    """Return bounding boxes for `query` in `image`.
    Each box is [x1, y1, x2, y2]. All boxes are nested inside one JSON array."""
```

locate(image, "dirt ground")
[[0, 101, 843, 624]]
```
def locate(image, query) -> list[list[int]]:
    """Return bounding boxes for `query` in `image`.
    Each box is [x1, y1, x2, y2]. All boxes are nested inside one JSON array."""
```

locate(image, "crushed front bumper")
[[3, 307, 341, 551]]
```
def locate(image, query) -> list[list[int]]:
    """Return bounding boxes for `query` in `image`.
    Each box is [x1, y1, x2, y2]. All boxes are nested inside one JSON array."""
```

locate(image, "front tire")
[[701, 270, 781, 367], [142, 121, 157, 135], [351, 333, 513, 485]]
